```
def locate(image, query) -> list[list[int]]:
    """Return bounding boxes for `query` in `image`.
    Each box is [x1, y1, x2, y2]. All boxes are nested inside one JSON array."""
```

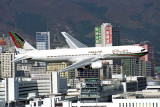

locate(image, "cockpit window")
[[141, 49, 145, 52]]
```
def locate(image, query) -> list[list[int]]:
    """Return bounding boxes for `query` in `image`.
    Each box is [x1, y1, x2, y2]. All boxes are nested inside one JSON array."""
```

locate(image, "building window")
[[149, 103, 151, 107]]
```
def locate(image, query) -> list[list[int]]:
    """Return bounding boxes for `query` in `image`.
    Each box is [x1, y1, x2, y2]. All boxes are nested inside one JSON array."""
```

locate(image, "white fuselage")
[[17, 45, 148, 62]]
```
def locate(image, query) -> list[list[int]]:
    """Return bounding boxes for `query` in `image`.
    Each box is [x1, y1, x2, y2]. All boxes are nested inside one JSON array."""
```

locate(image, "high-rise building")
[[95, 23, 112, 47], [134, 41, 155, 77], [95, 23, 120, 47], [36, 32, 50, 50], [121, 58, 140, 76], [79, 78, 101, 103], [141, 61, 151, 77], [95, 23, 120, 65], [112, 26, 121, 65], [95, 27, 101, 47], [112, 26, 120, 46], [36, 32, 50, 66], [101, 23, 113, 47], [0, 52, 16, 79]]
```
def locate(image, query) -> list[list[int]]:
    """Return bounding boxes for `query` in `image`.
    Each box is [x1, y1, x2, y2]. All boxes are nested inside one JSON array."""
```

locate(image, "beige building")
[[0, 52, 16, 78], [47, 62, 74, 82]]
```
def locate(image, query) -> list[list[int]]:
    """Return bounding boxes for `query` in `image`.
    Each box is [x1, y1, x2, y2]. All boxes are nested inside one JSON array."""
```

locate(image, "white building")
[[0, 78, 18, 101], [25, 96, 64, 107], [36, 79, 50, 96], [0, 78, 37, 102], [31, 72, 67, 96], [25, 90, 160, 107], [0, 72, 67, 106], [101, 23, 112, 47], [147, 80, 160, 90], [67, 89, 80, 96], [0, 52, 16, 79], [50, 72, 60, 94]]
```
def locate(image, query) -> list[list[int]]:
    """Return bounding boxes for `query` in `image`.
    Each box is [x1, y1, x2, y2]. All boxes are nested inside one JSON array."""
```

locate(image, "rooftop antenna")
[[114, 20, 117, 27]]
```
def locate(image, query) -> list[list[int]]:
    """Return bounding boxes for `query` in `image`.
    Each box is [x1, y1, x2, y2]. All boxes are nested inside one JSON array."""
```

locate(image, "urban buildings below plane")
[[0, 22, 158, 107]]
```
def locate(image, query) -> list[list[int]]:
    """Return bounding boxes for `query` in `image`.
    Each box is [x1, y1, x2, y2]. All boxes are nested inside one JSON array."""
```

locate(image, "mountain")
[[0, 0, 160, 65]]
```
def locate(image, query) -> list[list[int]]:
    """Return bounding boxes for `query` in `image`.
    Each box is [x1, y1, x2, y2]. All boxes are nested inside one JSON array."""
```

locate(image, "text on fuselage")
[[112, 49, 130, 54]]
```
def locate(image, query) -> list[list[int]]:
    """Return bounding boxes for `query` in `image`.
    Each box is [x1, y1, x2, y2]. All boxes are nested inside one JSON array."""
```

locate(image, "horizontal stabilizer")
[[11, 55, 32, 62]]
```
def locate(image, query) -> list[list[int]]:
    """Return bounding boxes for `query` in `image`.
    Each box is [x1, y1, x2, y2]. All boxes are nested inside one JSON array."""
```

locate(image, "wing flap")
[[59, 57, 99, 72], [61, 32, 87, 48]]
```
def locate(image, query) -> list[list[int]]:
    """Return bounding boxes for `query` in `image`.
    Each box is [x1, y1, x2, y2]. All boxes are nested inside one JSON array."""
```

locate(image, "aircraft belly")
[[32, 57, 69, 62], [103, 55, 138, 60]]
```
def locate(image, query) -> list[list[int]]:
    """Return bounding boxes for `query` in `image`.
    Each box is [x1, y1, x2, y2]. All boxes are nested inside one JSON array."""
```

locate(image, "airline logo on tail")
[[9, 32, 25, 49]]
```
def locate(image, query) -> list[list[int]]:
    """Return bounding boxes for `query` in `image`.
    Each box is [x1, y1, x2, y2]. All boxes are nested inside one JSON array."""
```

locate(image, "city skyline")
[[0, 0, 160, 106], [0, 0, 160, 56], [0, 24, 159, 107]]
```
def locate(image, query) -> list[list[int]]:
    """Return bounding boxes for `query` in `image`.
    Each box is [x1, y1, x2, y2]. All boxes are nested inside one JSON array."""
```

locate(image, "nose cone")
[[143, 50, 148, 55]]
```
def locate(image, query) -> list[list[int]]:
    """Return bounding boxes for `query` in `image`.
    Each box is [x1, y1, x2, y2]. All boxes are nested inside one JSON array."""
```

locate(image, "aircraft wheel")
[[77, 68, 83, 71], [136, 60, 139, 64]]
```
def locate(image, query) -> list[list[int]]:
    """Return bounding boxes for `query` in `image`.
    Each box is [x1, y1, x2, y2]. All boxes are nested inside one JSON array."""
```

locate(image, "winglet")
[[11, 55, 32, 62]]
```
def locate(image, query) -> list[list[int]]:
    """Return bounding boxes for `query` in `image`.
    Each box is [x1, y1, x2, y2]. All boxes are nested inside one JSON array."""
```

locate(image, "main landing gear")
[[77, 68, 83, 71], [136, 58, 139, 64]]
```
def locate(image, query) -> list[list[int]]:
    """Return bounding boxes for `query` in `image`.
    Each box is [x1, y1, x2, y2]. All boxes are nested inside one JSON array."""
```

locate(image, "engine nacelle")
[[91, 61, 103, 69]]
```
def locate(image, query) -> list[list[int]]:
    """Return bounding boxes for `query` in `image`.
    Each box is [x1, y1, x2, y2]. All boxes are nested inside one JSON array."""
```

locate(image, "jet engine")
[[91, 61, 103, 69]]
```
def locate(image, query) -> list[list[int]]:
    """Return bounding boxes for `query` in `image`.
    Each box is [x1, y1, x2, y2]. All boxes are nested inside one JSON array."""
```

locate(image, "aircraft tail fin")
[[9, 32, 36, 54]]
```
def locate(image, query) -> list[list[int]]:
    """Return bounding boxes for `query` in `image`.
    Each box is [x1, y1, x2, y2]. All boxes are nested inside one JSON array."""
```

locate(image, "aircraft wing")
[[61, 32, 87, 48], [11, 55, 32, 62], [59, 57, 99, 72]]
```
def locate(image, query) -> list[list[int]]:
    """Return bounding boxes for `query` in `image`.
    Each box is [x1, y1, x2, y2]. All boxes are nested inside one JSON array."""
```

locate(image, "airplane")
[[9, 31, 148, 72]]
